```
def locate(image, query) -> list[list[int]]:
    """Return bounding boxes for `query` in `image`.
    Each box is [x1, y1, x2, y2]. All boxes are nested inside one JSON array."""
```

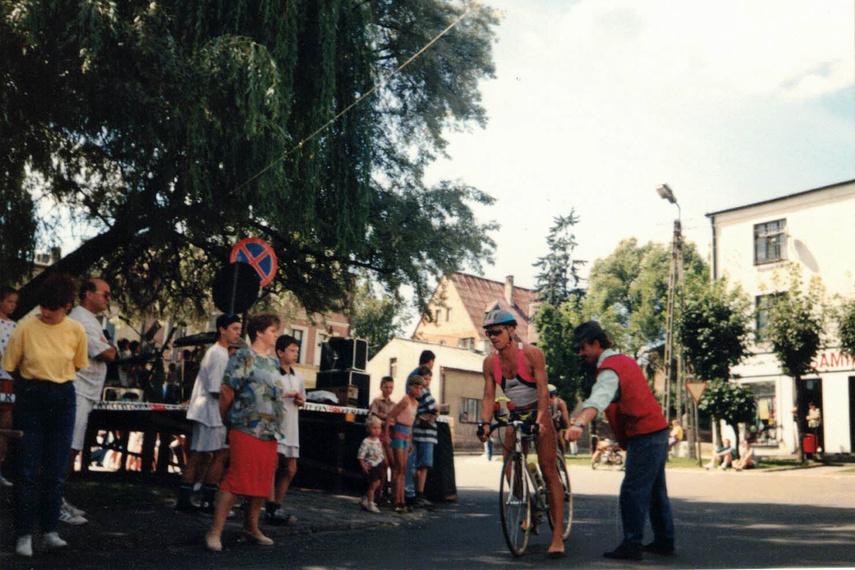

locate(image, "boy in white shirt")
[[266, 334, 306, 525], [177, 314, 242, 512]]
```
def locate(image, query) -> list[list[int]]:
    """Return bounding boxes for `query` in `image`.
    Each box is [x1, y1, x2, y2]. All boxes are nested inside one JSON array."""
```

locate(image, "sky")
[[425, 0, 855, 291]]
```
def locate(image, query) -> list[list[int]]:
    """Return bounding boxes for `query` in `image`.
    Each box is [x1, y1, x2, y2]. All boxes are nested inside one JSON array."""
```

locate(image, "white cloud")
[[426, 0, 854, 289]]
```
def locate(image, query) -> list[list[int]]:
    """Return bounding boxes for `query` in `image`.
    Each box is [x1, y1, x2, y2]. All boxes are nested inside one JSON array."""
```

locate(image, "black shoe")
[[603, 545, 643, 561], [413, 496, 433, 509], [643, 541, 675, 556]]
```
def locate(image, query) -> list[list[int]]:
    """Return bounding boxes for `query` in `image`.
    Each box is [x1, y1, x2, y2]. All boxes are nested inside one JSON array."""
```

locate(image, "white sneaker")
[[0, 471, 12, 487], [360, 496, 369, 510], [59, 507, 88, 525], [62, 498, 86, 517], [367, 502, 381, 514], [42, 532, 68, 550], [16, 535, 33, 557]]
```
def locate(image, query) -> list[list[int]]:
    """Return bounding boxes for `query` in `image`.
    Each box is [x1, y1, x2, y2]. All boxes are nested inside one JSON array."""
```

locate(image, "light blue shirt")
[[581, 349, 621, 412]]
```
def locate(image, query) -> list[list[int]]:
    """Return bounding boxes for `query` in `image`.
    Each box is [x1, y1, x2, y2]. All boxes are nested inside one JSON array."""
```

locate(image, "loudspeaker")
[[316, 369, 370, 408], [320, 337, 368, 371]]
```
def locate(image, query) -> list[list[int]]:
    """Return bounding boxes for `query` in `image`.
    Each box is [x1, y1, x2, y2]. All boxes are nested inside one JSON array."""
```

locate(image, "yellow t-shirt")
[[2, 315, 89, 383]]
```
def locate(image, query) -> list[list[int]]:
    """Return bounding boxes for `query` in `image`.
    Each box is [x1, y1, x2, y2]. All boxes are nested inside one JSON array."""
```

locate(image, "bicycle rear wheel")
[[548, 457, 573, 539], [500, 452, 531, 556]]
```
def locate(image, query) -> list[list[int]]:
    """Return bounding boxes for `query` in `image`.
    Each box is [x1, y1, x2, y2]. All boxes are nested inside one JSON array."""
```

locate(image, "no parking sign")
[[230, 237, 278, 287]]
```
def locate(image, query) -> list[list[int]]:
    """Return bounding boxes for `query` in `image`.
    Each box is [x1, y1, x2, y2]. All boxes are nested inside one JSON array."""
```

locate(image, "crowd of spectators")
[[0, 278, 445, 557]]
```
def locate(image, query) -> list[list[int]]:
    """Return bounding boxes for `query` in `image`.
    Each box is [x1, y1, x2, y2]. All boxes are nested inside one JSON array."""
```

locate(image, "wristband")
[[572, 422, 585, 429]]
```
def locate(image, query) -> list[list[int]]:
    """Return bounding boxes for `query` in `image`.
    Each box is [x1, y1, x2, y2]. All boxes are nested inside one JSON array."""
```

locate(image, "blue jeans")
[[620, 428, 674, 548], [404, 448, 416, 499], [13, 379, 76, 536]]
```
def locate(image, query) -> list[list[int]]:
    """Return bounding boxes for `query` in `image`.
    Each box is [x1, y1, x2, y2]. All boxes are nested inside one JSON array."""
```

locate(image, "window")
[[750, 382, 778, 446], [446, 307, 452, 322], [313, 332, 329, 367], [390, 357, 397, 378], [457, 337, 475, 350], [290, 329, 305, 363], [755, 294, 781, 342], [754, 219, 786, 265], [460, 398, 481, 423], [435, 309, 441, 323]]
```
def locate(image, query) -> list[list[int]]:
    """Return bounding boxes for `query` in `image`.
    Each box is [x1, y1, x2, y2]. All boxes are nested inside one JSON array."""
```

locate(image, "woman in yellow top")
[[2, 274, 89, 558]]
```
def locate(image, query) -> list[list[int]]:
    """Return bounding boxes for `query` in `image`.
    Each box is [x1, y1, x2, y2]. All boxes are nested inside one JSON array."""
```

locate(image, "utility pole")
[[657, 184, 689, 454]]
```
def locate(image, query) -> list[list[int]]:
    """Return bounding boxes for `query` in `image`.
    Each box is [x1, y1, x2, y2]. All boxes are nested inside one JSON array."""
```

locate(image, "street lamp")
[[657, 183, 685, 445]]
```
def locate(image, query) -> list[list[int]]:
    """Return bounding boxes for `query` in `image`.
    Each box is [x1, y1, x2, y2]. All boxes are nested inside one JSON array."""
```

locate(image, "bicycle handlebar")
[[477, 417, 539, 438]]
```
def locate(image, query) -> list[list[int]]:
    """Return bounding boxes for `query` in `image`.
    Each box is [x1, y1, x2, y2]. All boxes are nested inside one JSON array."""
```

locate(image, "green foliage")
[[1, 0, 499, 319], [679, 278, 751, 381], [765, 266, 825, 379], [699, 379, 756, 445], [837, 295, 855, 357], [533, 210, 584, 306], [583, 238, 708, 357], [534, 299, 586, 402], [348, 279, 404, 359]]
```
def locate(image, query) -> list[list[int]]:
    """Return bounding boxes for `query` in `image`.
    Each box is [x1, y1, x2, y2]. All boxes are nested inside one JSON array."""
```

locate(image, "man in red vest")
[[565, 321, 675, 561]]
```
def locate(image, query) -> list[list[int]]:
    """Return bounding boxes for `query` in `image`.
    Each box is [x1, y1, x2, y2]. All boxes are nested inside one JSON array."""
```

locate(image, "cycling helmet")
[[483, 308, 517, 328], [548, 383, 557, 395]]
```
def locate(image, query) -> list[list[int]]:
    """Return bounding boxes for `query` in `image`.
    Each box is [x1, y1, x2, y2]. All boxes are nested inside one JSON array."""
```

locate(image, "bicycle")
[[591, 446, 624, 470], [479, 413, 573, 556]]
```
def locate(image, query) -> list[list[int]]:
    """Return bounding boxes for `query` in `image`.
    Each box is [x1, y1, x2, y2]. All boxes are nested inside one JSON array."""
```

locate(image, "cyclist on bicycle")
[[548, 384, 571, 456], [477, 309, 565, 558]]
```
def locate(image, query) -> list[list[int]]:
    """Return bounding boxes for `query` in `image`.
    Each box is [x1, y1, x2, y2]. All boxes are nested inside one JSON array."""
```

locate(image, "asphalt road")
[[4, 458, 854, 569]]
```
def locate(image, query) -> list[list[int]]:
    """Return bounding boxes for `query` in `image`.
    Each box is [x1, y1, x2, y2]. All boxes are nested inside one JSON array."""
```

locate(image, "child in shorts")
[[358, 417, 386, 513], [385, 375, 424, 513]]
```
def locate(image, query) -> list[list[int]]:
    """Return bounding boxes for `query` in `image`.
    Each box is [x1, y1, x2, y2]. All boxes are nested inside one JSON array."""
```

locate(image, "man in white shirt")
[[265, 334, 306, 525], [64, 278, 116, 525], [176, 313, 242, 512]]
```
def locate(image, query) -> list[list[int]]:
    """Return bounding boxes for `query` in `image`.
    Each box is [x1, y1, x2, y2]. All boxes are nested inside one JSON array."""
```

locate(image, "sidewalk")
[[0, 479, 428, 559]]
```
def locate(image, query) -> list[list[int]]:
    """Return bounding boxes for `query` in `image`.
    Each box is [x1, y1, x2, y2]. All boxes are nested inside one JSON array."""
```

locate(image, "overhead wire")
[[229, 4, 474, 197]]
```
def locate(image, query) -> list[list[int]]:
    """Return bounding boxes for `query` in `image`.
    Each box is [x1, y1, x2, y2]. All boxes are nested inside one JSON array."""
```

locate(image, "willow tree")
[[1, 0, 499, 318]]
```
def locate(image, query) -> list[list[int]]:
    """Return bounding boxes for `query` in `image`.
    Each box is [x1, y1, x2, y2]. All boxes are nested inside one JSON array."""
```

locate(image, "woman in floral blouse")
[[206, 313, 282, 552]]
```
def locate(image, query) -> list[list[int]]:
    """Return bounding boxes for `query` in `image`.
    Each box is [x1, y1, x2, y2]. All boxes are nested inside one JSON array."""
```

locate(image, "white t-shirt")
[[276, 366, 306, 448], [186, 344, 229, 427], [69, 306, 111, 401], [0, 318, 16, 380]]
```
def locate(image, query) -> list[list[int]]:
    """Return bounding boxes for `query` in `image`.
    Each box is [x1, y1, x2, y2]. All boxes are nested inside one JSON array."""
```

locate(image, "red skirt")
[[219, 429, 278, 497]]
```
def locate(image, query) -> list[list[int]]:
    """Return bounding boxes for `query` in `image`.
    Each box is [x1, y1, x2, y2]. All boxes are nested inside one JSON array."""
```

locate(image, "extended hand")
[[565, 425, 583, 442]]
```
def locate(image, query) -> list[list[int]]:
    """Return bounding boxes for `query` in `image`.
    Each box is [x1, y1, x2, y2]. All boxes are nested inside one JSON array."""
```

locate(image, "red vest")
[[600, 354, 668, 448]]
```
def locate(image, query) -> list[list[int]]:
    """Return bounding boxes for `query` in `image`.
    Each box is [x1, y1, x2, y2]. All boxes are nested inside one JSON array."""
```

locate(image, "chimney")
[[504, 275, 514, 307]]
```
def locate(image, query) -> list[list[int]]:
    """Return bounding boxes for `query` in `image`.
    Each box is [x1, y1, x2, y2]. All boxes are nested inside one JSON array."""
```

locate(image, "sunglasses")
[[485, 328, 505, 338]]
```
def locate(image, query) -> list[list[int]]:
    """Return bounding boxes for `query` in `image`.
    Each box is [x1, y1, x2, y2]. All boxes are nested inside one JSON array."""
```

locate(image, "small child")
[[386, 375, 425, 513], [358, 417, 386, 513], [369, 376, 396, 500]]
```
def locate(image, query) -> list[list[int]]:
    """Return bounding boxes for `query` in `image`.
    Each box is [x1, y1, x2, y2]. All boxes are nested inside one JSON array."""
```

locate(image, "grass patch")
[[838, 467, 855, 474], [562, 454, 811, 470]]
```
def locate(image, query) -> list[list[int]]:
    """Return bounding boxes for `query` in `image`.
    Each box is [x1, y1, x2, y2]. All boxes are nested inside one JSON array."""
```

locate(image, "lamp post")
[[657, 184, 684, 434]]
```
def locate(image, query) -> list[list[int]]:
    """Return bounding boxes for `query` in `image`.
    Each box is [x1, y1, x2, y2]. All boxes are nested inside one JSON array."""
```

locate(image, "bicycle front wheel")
[[499, 452, 531, 556], [548, 457, 573, 539]]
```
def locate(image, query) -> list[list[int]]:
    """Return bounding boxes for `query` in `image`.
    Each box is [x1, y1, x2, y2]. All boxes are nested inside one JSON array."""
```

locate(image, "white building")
[[366, 338, 488, 450], [707, 179, 855, 455]]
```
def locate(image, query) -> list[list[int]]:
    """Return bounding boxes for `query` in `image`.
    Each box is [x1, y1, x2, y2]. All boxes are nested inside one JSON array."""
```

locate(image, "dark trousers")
[[13, 379, 76, 536], [620, 428, 675, 548]]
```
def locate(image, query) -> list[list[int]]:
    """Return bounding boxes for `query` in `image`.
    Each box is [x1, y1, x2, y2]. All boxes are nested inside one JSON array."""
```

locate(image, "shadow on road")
[[1, 486, 853, 569]]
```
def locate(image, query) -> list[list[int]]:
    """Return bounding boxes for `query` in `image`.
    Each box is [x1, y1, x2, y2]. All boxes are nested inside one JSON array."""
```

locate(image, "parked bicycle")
[[591, 440, 624, 470], [478, 413, 572, 556]]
